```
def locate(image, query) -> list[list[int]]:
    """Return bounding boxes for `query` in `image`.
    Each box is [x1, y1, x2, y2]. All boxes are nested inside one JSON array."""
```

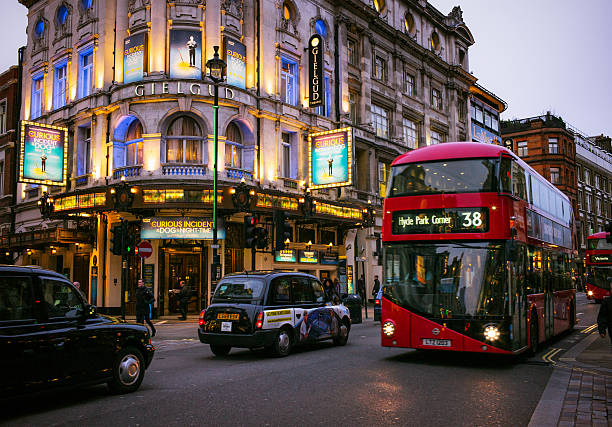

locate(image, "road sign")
[[137, 240, 153, 259]]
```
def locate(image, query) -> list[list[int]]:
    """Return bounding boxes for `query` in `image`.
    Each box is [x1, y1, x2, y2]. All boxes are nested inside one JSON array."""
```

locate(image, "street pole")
[[206, 45, 225, 301]]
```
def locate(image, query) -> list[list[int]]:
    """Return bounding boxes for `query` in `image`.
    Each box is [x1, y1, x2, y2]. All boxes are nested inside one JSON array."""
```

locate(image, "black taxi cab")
[[0, 265, 155, 398], [198, 271, 351, 357]]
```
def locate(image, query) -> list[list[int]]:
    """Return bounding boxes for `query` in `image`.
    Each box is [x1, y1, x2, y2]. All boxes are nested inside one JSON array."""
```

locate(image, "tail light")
[[255, 312, 264, 329], [199, 309, 206, 326], [374, 299, 380, 306]]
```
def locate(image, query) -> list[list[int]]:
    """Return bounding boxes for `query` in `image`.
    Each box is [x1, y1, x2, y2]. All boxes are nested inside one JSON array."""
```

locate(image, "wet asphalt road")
[[3, 295, 598, 427]]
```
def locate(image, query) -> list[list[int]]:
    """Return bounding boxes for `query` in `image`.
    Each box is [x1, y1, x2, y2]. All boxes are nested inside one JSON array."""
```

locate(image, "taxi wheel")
[[108, 346, 145, 394], [333, 319, 350, 346], [210, 345, 231, 357], [272, 328, 292, 357]]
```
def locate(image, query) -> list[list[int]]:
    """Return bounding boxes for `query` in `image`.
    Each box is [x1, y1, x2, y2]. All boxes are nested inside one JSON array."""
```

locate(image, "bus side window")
[[512, 162, 527, 200], [500, 158, 512, 193]]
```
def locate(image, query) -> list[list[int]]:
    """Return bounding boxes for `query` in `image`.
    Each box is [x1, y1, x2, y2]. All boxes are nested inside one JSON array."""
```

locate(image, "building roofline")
[[470, 83, 507, 112]]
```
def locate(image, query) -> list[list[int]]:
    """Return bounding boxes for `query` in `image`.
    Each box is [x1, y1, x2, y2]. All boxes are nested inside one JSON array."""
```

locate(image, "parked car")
[[374, 288, 383, 322], [198, 271, 351, 357], [0, 266, 155, 398]]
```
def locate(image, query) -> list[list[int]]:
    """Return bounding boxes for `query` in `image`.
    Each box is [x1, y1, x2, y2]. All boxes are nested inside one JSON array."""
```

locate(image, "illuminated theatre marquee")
[[308, 127, 353, 190], [19, 121, 68, 186], [141, 217, 226, 240], [133, 81, 235, 99]]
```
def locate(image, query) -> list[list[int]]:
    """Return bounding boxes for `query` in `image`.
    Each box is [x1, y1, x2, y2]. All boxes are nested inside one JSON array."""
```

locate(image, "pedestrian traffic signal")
[[274, 211, 292, 250], [244, 215, 259, 248], [125, 232, 137, 255], [606, 222, 612, 244], [110, 224, 124, 256]]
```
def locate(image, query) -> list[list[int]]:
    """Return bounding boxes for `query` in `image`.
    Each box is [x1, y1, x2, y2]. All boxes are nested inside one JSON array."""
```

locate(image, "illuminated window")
[[0, 162, 4, 195], [373, 0, 386, 13], [81, 0, 92, 10], [56, 5, 68, 25], [517, 141, 528, 157], [379, 162, 389, 196], [347, 39, 358, 66], [283, 2, 292, 20], [315, 76, 330, 117], [431, 32, 440, 51], [315, 19, 327, 38], [225, 122, 242, 169], [281, 132, 296, 179], [371, 104, 389, 138], [404, 13, 415, 34], [280, 56, 298, 106], [53, 60, 67, 110], [403, 118, 418, 149], [34, 19, 45, 38], [78, 46, 94, 99], [166, 116, 205, 164], [125, 121, 143, 166], [31, 74, 43, 119], [374, 56, 386, 81], [77, 124, 91, 176]]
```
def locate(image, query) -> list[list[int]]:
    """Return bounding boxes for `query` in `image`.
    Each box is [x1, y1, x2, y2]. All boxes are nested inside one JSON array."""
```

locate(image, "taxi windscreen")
[[213, 278, 266, 301]]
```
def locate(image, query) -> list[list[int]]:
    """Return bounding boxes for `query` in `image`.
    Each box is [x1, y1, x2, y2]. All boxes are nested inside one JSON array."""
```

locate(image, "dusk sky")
[[2, 1, 610, 138]]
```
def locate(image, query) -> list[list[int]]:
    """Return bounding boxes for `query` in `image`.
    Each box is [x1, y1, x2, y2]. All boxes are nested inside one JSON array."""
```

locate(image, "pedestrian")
[[597, 277, 612, 347], [322, 277, 339, 304], [357, 274, 365, 306], [136, 279, 156, 336], [73, 281, 86, 300], [333, 277, 341, 296], [372, 275, 381, 297], [178, 280, 190, 320]]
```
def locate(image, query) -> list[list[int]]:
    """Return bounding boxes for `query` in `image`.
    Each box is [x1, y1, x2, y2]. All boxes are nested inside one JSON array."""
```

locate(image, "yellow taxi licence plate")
[[217, 313, 239, 320]]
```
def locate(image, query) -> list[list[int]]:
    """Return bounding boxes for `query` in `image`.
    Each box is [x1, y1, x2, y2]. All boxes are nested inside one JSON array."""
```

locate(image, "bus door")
[[511, 245, 527, 349], [544, 250, 554, 339]]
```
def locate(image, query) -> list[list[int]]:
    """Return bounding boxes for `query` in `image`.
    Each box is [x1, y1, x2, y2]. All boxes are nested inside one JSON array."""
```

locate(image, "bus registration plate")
[[422, 338, 451, 347]]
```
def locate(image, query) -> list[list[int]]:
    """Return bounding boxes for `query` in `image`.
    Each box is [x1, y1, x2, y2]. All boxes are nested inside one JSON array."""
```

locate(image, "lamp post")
[[206, 46, 226, 299]]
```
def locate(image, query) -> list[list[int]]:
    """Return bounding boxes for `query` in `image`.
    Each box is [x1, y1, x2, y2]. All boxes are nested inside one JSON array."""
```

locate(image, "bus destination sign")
[[590, 254, 612, 263], [392, 207, 489, 235]]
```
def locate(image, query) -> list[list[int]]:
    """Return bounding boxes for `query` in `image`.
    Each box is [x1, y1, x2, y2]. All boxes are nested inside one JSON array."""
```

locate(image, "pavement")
[[530, 319, 612, 426]]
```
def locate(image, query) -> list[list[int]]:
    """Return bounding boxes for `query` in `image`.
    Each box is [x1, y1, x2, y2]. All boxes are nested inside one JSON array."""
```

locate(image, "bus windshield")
[[587, 266, 612, 289], [387, 158, 499, 197], [384, 242, 507, 317], [588, 239, 612, 250]]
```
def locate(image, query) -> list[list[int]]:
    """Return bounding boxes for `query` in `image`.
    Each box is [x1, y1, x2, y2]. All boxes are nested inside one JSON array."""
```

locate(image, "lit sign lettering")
[[308, 34, 324, 108], [591, 254, 612, 263], [298, 250, 319, 264], [141, 217, 225, 240], [392, 208, 489, 234], [275, 249, 297, 263]]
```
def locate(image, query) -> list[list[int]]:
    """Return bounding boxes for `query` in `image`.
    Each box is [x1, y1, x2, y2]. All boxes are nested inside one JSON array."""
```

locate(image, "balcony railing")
[[75, 175, 89, 187], [225, 167, 253, 181], [162, 164, 207, 176], [113, 165, 142, 180], [282, 178, 298, 189]]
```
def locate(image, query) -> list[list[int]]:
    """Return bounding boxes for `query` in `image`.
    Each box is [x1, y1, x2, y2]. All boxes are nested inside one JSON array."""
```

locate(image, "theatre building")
[[11, 0, 478, 314]]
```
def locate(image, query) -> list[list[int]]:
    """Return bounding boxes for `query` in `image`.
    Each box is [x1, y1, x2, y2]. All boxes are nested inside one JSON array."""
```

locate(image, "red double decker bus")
[[585, 232, 612, 302], [381, 142, 575, 355]]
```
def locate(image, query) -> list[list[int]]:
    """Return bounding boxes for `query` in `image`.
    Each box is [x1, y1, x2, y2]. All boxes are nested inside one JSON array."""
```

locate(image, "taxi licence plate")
[[221, 322, 232, 332], [217, 313, 239, 320], [422, 338, 451, 347]]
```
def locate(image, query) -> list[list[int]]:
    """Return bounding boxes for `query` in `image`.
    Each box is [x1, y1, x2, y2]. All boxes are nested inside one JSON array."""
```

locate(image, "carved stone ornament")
[[129, 0, 151, 13], [222, 0, 243, 20], [167, 0, 204, 5], [448, 6, 464, 25], [78, 0, 95, 26]]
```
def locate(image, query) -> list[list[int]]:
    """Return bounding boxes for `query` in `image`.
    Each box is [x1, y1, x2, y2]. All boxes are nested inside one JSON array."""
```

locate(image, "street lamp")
[[206, 46, 226, 297]]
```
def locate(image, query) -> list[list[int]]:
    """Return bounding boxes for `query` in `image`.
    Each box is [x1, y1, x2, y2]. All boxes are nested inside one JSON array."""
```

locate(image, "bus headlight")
[[588, 290, 594, 296], [382, 321, 395, 337], [483, 325, 500, 341]]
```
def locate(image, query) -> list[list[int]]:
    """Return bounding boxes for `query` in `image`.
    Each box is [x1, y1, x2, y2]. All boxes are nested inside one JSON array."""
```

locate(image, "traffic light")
[[255, 227, 269, 250], [274, 211, 292, 250], [244, 215, 259, 248], [362, 206, 375, 227], [125, 231, 137, 255], [606, 222, 612, 244], [110, 224, 124, 256]]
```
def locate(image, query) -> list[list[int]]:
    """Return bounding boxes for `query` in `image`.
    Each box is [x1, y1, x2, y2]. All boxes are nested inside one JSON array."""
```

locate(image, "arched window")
[[373, 0, 386, 14], [34, 19, 45, 38], [57, 5, 68, 26], [404, 12, 415, 35], [125, 120, 143, 166], [166, 116, 204, 164], [113, 116, 143, 169], [431, 32, 441, 52], [81, 0, 92, 10], [283, 2, 293, 21], [315, 19, 327, 38], [225, 122, 242, 169]]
